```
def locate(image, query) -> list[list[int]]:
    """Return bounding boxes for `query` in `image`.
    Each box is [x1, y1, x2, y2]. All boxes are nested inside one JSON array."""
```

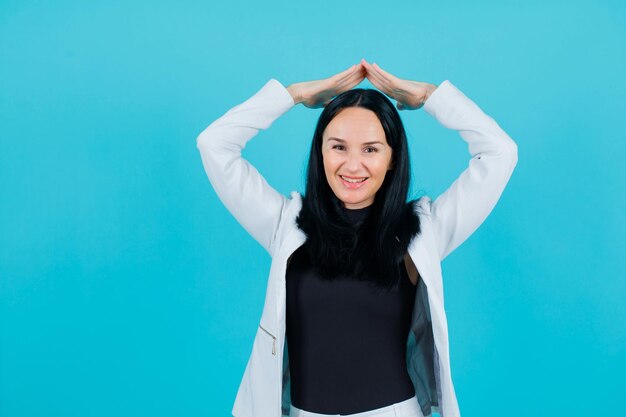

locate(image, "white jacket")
[[196, 78, 518, 417]]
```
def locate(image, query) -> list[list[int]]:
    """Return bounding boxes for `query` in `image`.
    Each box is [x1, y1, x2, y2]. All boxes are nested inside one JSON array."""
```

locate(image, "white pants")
[[289, 394, 424, 417]]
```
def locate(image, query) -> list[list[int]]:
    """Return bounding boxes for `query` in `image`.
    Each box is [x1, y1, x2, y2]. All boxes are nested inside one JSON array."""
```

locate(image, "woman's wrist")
[[424, 83, 438, 103], [286, 84, 302, 104]]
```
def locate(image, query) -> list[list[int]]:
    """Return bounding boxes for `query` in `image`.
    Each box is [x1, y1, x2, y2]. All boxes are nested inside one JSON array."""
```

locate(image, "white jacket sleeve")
[[196, 78, 296, 255], [422, 80, 518, 262]]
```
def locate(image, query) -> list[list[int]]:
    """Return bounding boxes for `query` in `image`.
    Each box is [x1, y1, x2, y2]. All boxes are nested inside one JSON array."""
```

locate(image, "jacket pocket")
[[258, 323, 277, 355]]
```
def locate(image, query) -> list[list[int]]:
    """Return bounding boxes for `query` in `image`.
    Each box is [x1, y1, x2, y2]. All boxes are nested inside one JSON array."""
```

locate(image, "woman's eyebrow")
[[327, 137, 385, 145]]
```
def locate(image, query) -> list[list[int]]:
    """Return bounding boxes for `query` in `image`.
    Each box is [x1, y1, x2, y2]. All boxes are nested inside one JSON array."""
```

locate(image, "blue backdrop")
[[1, 1, 625, 416]]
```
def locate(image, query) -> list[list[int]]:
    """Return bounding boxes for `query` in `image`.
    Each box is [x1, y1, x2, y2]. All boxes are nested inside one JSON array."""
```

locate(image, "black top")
[[285, 205, 418, 414]]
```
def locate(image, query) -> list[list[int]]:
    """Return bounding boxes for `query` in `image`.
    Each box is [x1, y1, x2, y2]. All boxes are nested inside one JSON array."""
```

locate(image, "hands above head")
[[286, 64, 366, 109], [359, 58, 438, 110], [286, 59, 438, 110]]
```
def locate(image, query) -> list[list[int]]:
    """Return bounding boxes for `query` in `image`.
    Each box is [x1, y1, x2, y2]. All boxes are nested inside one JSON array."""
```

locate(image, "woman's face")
[[322, 107, 393, 209]]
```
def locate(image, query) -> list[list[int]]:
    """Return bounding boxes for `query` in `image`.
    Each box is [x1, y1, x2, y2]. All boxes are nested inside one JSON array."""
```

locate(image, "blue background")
[[2, 1, 625, 416]]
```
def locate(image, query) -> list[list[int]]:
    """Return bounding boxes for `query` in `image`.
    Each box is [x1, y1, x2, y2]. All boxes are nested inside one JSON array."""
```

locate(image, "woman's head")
[[296, 88, 421, 292], [321, 107, 392, 209], [306, 88, 411, 210]]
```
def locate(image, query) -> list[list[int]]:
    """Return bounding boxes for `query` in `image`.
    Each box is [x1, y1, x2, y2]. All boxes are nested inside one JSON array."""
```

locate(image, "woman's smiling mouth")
[[339, 175, 369, 189]]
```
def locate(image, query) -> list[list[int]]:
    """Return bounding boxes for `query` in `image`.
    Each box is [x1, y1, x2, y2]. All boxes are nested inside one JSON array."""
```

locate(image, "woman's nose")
[[344, 152, 363, 171]]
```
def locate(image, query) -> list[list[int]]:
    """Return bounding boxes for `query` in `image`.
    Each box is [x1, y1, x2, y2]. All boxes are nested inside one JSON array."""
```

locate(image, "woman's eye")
[[331, 145, 377, 152]]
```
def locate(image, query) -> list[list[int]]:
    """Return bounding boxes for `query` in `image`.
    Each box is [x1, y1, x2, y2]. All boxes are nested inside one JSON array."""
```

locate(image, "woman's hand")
[[361, 58, 438, 110], [286, 63, 366, 108]]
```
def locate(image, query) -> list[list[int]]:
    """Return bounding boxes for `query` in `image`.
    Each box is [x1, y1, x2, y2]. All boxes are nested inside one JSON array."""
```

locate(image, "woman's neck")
[[341, 204, 372, 225]]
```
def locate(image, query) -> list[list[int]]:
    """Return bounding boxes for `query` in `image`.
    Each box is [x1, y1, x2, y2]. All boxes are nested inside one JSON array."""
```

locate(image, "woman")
[[196, 59, 518, 417]]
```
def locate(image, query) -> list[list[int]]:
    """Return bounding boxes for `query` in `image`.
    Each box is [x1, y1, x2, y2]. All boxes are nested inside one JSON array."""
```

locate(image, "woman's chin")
[[337, 195, 374, 209]]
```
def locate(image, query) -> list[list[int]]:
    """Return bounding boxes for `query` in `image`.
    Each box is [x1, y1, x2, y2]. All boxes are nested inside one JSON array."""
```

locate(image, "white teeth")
[[340, 175, 367, 183]]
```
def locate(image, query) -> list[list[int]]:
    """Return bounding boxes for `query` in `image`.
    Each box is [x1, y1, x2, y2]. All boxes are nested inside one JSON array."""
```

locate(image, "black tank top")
[[285, 205, 417, 414]]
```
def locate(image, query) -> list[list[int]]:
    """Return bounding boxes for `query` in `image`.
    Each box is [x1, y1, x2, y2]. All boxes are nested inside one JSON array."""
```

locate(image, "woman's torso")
[[285, 205, 418, 414]]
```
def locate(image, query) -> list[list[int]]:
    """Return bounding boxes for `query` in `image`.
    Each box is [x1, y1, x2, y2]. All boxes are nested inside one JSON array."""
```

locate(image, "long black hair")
[[295, 88, 421, 293]]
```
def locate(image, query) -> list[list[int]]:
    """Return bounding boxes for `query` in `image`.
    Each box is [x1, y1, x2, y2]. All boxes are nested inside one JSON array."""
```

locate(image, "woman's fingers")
[[301, 63, 367, 108], [334, 64, 355, 78], [331, 64, 359, 84], [300, 60, 430, 110], [322, 64, 360, 92], [344, 65, 366, 85], [367, 70, 388, 90], [338, 75, 362, 92], [362, 60, 429, 110], [362, 60, 392, 92], [368, 72, 392, 96], [369, 63, 401, 94], [371, 67, 396, 92], [361, 60, 378, 80], [372, 62, 397, 83], [334, 65, 365, 93], [343, 63, 365, 84]]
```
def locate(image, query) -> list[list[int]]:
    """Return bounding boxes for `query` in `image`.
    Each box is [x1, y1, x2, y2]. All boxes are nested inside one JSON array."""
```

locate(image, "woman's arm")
[[362, 60, 518, 262], [196, 79, 295, 255], [422, 81, 518, 261], [196, 64, 366, 255]]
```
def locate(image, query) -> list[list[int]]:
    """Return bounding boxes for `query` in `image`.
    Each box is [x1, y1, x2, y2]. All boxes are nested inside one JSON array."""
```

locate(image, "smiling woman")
[[296, 85, 421, 292], [322, 107, 394, 209], [196, 59, 518, 417]]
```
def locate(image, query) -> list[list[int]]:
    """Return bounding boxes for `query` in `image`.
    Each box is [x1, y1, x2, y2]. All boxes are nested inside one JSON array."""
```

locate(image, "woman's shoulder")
[[281, 191, 306, 225], [411, 195, 433, 217], [288, 190, 303, 208]]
